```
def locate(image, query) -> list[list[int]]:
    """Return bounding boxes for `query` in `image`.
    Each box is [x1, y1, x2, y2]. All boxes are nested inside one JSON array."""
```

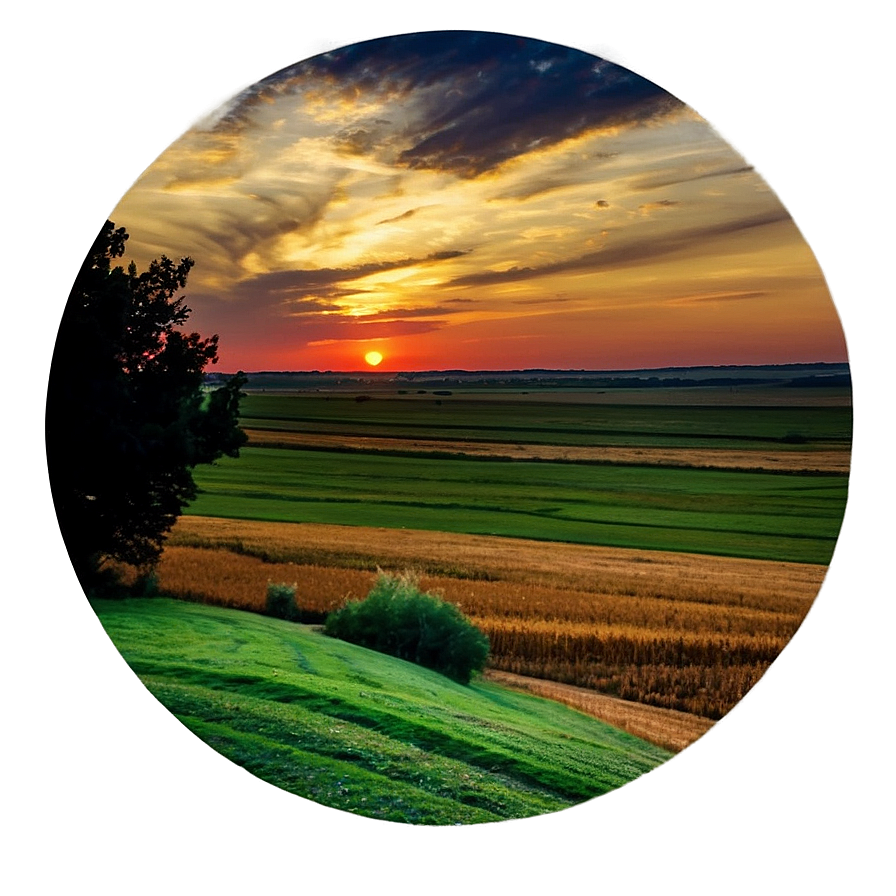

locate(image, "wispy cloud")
[[304, 317, 448, 345], [376, 207, 423, 225], [638, 199, 680, 215], [632, 164, 754, 191], [233, 249, 471, 302], [663, 289, 767, 306], [447, 209, 791, 288]]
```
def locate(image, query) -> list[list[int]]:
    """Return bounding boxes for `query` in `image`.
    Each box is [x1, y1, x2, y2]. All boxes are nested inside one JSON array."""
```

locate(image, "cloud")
[[330, 302, 475, 322], [231, 249, 471, 302], [304, 317, 448, 345], [490, 171, 599, 202], [663, 290, 767, 306], [191, 285, 449, 348], [638, 199, 680, 215], [632, 164, 754, 191], [202, 32, 683, 179], [389, 36, 682, 177], [513, 296, 572, 306], [447, 209, 792, 288], [376, 207, 424, 225], [331, 126, 379, 156]]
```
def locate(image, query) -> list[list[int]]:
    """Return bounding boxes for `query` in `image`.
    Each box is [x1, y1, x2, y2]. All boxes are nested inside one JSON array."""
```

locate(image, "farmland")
[[160, 382, 851, 719], [236, 390, 851, 453], [189, 389, 850, 565], [158, 515, 825, 724], [140, 375, 849, 743]]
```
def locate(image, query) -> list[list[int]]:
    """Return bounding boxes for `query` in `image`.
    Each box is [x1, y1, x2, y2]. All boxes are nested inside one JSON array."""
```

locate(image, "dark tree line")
[[46, 221, 247, 589]]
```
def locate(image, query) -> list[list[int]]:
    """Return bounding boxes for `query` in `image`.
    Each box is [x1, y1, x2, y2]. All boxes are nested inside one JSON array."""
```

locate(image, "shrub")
[[324, 572, 489, 684], [265, 582, 299, 620]]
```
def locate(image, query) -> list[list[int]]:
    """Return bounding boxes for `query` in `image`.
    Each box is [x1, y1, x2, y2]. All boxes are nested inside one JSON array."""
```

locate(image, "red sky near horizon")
[[107, 33, 847, 373]]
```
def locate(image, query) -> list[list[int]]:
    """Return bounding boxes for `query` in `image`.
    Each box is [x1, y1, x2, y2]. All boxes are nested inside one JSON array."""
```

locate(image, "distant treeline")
[[206, 363, 850, 393]]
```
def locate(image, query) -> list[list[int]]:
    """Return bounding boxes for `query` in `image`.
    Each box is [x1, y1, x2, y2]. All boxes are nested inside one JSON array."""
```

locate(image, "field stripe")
[[244, 428, 851, 473]]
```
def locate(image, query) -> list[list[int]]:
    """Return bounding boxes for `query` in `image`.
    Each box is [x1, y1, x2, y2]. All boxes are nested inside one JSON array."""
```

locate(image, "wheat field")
[[138, 515, 826, 723]]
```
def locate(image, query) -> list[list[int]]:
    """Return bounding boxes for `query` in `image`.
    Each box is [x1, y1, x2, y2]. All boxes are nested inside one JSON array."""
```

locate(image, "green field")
[[94, 597, 670, 824], [239, 393, 852, 450], [190, 444, 848, 563]]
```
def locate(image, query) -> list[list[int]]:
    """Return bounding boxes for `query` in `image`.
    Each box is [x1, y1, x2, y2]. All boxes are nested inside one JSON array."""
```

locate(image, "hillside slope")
[[94, 598, 671, 824]]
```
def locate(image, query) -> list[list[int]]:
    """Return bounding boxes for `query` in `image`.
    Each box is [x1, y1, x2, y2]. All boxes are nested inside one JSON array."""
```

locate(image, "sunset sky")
[[108, 31, 846, 373]]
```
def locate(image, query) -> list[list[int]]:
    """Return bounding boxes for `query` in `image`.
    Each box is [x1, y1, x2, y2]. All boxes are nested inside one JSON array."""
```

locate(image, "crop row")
[[169, 516, 827, 614], [239, 393, 853, 448], [188, 446, 848, 564], [133, 532, 816, 719]]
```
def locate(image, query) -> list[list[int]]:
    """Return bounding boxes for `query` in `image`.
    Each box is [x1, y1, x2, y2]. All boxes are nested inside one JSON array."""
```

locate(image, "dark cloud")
[[429, 249, 470, 261], [283, 292, 370, 314], [332, 126, 379, 156], [632, 165, 754, 191], [638, 199, 679, 214], [330, 302, 473, 322], [188, 288, 448, 348], [513, 296, 571, 306], [491, 154, 620, 203], [305, 318, 447, 344], [664, 290, 767, 305], [231, 248, 470, 302], [376, 207, 422, 225], [210, 32, 682, 178], [388, 36, 682, 177], [447, 209, 791, 288], [596, 200, 610, 208], [490, 171, 600, 202], [329, 118, 397, 158], [152, 184, 345, 277]]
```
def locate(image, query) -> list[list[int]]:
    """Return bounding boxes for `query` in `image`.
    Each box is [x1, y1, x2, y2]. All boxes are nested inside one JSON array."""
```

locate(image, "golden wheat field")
[[143, 515, 827, 726]]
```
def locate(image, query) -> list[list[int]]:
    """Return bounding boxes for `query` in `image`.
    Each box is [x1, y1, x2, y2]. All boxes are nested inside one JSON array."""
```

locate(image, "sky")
[[108, 31, 847, 373]]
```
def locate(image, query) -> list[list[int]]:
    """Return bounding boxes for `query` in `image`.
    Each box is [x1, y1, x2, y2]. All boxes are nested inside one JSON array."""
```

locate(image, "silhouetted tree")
[[46, 221, 248, 590]]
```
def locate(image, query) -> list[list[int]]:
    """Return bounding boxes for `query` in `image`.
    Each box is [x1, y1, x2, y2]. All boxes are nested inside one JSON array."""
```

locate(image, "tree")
[[46, 221, 248, 589]]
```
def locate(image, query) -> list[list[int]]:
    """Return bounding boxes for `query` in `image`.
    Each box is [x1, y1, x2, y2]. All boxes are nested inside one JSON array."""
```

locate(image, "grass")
[[93, 597, 671, 824], [189, 446, 847, 563], [239, 393, 853, 450], [243, 428, 851, 473]]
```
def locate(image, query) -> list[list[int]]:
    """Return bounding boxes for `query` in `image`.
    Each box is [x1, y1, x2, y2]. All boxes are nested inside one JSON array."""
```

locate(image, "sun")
[[364, 350, 384, 367]]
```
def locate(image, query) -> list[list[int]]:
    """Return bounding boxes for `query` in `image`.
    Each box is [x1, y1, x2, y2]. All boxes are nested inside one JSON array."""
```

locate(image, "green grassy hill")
[[93, 598, 671, 824]]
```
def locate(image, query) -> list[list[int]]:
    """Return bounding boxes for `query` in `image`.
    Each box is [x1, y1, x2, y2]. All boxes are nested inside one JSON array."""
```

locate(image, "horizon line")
[[207, 360, 850, 377]]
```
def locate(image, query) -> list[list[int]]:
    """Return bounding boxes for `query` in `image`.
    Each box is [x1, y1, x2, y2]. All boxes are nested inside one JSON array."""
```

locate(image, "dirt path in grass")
[[244, 428, 850, 473], [483, 669, 714, 753]]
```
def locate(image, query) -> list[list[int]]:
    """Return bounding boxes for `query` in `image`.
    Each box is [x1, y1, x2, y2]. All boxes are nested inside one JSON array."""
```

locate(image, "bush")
[[324, 572, 490, 684], [265, 582, 299, 620]]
